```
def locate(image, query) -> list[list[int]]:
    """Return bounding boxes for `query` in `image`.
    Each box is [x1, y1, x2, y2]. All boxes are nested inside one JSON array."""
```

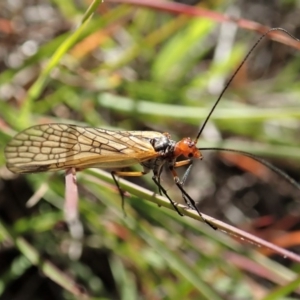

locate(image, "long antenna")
[[195, 28, 300, 143], [200, 147, 300, 191]]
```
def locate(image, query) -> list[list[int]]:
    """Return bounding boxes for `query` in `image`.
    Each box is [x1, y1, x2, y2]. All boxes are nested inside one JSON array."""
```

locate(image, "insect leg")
[[180, 164, 194, 207], [171, 159, 195, 209], [179, 161, 193, 187], [112, 169, 150, 212], [113, 168, 184, 217], [169, 162, 217, 230], [152, 173, 184, 216], [156, 164, 165, 196], [113, 167, 204, 220]]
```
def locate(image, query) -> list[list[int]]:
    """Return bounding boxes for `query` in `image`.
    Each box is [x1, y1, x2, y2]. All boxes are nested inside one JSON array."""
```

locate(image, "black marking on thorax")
[[141, 135, 176, 172], [150, 135, 176, 156]]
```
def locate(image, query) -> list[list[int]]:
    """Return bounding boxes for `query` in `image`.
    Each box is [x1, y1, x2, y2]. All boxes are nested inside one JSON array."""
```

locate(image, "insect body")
[[5, 123, 204, 219], [5, 28, 300, 229]]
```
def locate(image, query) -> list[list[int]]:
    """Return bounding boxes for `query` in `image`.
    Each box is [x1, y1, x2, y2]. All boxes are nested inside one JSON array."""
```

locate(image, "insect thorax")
[[150, 135, 176, 156], [141, 134, 176, 172]]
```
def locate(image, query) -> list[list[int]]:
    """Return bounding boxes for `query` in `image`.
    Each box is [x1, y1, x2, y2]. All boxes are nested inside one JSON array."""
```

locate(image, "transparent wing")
[[5, 124, 161, 173]]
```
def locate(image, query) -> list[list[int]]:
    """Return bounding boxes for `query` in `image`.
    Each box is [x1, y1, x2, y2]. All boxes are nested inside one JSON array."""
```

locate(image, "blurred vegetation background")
[[1, 0, 300, 299]]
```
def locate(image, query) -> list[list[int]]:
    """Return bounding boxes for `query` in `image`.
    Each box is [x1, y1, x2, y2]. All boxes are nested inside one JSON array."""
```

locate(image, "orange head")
[[174, 138, 202, 159]]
